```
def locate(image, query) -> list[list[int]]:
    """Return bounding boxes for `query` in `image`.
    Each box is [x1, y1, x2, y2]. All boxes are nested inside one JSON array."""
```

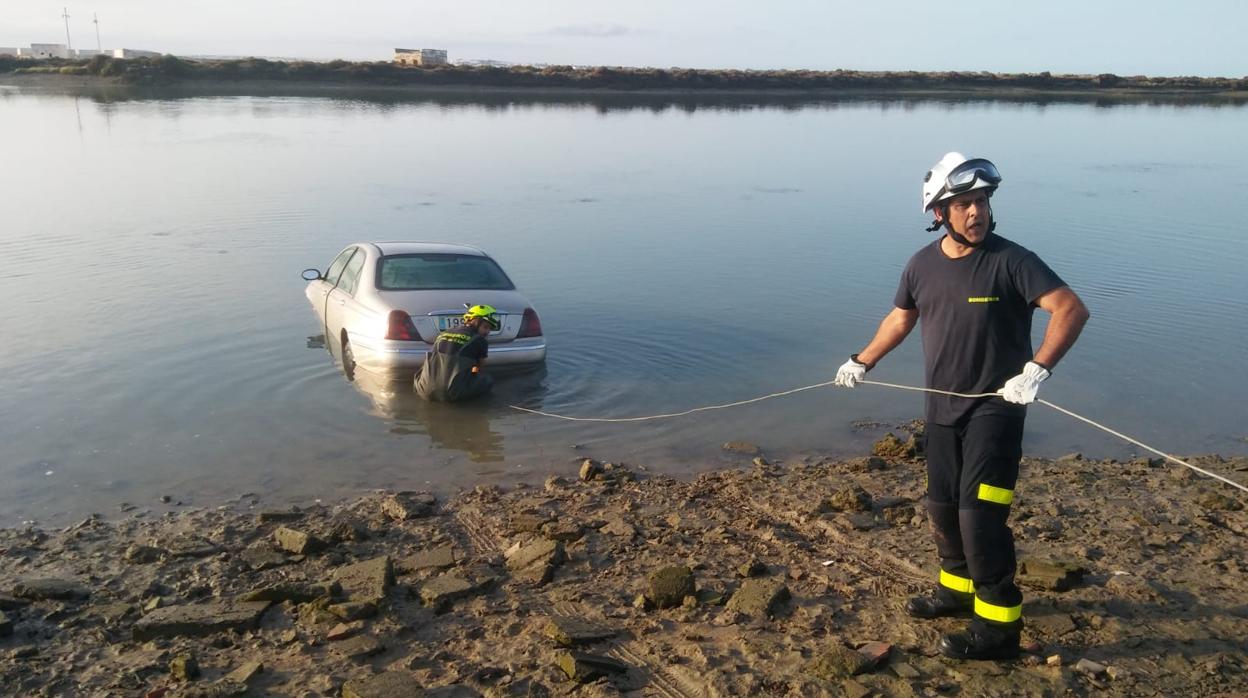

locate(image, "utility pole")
[[62, 7, 73, 52], [94, 13, 102, 54]]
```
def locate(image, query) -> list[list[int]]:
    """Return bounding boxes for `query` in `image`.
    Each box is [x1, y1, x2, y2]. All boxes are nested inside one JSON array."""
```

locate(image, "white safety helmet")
[[921, 152, 1003, 212]]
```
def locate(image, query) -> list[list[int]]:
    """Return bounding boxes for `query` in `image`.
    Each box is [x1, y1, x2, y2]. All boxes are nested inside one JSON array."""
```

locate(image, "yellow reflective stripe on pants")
[[974, 596, 1022, 623], [977, 483, 1014, 505], [939, 569, 975, 594]]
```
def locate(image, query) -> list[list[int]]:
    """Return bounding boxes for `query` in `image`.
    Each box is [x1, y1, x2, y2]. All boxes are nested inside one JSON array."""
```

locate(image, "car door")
[[325, 247, 368, 347], [308, 247, 357, 326]]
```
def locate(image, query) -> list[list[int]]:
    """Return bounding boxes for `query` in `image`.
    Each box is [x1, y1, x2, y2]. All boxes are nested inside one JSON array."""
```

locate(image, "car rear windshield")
[[377, 253, 516, 291]]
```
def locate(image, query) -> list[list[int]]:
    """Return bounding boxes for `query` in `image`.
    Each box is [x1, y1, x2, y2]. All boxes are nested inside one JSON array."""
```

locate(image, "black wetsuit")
[[894, 232, 1065, 634], [414, 328, 493, 402]]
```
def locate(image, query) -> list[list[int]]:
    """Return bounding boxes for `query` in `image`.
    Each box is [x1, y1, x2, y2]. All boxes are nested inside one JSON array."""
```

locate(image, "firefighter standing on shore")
[[835, 153, 1090, 660]]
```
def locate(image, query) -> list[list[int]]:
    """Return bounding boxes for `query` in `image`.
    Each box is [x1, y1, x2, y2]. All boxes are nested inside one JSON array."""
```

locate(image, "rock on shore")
[[1, 445, 1246, 696]]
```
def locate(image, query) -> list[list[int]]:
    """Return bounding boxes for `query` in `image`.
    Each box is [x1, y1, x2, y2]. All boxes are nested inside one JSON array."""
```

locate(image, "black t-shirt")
[[461, 333, 488, 363], [894, 233, 1066, 425]]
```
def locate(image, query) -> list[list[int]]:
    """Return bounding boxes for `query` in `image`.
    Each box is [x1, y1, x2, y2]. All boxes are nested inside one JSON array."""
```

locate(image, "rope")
[[858, 379, 1002, 399], [1035, 399, 1248, 494], [509, 378, 1248, 495], [509, 379, 841, 423]]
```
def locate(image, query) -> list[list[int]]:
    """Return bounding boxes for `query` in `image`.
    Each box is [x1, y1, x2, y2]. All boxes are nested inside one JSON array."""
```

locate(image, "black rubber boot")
[[905, 589, 973, 619], [938, 623, 1021, 661]]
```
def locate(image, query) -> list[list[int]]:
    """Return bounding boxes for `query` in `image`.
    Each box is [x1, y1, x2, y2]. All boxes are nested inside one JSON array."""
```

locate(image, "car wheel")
[[341, 333, 357, 381]]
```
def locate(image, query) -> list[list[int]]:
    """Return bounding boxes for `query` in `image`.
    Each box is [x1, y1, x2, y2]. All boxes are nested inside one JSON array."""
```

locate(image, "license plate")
[[437, 315, 464, 331], [436, 315, 503, 334]]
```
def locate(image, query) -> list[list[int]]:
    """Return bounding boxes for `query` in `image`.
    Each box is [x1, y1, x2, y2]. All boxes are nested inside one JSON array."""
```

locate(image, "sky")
[[2, 0, 1245, 77]]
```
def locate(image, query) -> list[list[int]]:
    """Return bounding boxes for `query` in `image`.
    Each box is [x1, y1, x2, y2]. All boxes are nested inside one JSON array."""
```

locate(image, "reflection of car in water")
[[346, 365, 548, 464], [301, 242, 547, 379]]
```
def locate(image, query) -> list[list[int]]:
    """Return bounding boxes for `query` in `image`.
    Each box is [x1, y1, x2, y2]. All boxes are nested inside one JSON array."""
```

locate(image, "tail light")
[[385, 310, 422, 341], [517, 308, 543, 338]]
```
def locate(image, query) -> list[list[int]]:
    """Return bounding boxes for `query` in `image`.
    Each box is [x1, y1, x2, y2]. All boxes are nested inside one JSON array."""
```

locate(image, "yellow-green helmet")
[[463, 304, 501, 330]]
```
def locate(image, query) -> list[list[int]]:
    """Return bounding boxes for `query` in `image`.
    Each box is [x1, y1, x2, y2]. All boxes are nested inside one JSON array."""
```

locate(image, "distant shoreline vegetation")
[[2, 54, 1246, 95]]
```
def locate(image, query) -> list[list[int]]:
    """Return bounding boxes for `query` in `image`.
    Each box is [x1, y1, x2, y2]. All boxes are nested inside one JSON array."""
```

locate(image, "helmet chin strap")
[[925, 204, 949, 233], [948, 228, 981, 247]]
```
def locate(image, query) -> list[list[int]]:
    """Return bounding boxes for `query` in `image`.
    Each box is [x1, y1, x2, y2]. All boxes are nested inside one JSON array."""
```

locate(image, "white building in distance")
[[24, 43, 72, 59], [112, 48, 160, 59], [393, 48, 447, 66], [2, 44, 160, 59]]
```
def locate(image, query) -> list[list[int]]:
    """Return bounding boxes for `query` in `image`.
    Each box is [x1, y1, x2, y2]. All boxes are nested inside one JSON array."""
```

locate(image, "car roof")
[[369, 242, 489, 257]]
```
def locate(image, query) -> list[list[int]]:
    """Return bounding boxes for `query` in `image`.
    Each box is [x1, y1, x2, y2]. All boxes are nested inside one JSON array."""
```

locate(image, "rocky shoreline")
[[2, 434, 1246, 697], [3, 73, 1247, 110], [5, 55, 1248, 97]]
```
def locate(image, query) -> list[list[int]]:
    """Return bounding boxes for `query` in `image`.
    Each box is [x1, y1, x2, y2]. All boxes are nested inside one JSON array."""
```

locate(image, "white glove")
[[835, 356, 868, 388], [1001, 361, 1051, 404]]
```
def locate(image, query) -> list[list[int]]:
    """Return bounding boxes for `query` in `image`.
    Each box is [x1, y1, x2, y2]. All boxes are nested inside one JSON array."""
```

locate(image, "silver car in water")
[[302, 242, 547, 376]]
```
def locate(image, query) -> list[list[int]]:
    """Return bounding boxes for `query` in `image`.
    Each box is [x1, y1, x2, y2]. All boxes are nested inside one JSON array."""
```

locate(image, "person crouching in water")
[[415, 304, 499, 402]]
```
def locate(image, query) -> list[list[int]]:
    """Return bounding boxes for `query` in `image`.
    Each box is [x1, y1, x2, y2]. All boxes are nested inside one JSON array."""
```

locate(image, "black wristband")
[[850, 353, 875, 371]]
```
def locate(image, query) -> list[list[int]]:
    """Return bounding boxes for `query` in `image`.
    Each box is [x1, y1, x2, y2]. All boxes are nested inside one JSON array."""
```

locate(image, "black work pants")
[[926, 410, 1025, 632], [453, 372, 494, 402]]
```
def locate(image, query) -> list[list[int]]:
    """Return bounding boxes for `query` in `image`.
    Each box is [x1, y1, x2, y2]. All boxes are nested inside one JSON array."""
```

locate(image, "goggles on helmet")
[[943, 158, 1002, 196]]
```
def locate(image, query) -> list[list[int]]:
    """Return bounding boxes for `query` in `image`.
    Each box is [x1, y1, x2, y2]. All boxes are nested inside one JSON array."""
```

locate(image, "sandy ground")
[[2, 433, 1246, 697]]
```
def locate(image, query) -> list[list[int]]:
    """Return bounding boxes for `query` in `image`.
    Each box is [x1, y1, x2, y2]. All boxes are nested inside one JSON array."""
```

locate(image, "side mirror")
[[301, 268, 323, 281]]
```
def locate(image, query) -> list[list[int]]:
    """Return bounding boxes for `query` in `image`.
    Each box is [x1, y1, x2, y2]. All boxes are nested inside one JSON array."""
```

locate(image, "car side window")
[[338, 250, 366, 296], [324, 248, 356, 286]]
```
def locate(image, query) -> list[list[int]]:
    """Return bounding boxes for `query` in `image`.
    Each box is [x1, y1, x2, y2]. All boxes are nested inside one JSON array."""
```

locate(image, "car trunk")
[[379, 289, 529, 343]]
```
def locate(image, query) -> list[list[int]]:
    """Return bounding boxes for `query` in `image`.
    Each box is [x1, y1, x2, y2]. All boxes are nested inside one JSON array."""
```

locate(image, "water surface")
[[2, 85, 1246, 525]]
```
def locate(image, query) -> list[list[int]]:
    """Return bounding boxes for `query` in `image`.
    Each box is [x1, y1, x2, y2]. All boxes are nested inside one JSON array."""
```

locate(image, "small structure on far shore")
[[393, 48, 448, 66], [111, 48, 161, 59], [19, 43, 76, 58]]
